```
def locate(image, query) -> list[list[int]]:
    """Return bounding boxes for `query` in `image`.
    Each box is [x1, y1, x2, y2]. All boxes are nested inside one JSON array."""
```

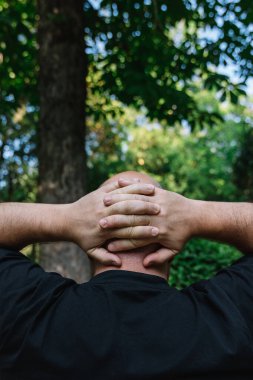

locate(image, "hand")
[[65, 180, 161, 265], [88, 244, 176, 269], [100, 184, 196, 266]]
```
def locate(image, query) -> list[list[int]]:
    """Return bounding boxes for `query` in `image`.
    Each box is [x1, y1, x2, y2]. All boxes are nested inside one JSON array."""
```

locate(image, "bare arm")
[[0, 182, 160, 265], [192, 200, 253, 254], [100, 187, 253, 265], [0, 202, 66, 250]]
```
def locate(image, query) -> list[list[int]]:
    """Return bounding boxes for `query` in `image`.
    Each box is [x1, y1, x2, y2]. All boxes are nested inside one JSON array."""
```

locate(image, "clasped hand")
[[67, 179, 160, 266], [99, 179, 195, 267], [68, 178, 195, 267]]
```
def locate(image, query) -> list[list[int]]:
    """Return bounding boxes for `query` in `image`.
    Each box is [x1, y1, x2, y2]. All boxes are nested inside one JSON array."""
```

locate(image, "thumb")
[[143, 247, 177, 267], [87, 247, 122, 267]]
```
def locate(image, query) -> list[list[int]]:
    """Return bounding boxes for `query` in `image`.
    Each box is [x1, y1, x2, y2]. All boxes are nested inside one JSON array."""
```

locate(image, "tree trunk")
[[38, 0, 91, 282]]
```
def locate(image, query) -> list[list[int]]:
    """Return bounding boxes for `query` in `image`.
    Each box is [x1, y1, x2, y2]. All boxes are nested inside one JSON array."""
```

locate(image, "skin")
[[1, 170, 253, 282], [93, 243, 170, 280], [0, 180, 161, 266], [100, 173, 195, 268], [98, 171, 253, 279], [93, 171, 183, 279]]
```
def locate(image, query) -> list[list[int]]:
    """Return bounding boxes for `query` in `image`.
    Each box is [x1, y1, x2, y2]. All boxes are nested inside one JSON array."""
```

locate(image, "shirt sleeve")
[[190, 254, 253, 336], [0, 247, 75, 366]]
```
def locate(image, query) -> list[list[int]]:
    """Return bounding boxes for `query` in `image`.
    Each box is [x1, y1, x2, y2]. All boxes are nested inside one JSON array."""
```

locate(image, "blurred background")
[[0, 0, 253, 286]]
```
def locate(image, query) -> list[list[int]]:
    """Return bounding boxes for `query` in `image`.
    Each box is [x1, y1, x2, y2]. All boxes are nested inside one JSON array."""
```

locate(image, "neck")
[[93, 251, 170, 280]]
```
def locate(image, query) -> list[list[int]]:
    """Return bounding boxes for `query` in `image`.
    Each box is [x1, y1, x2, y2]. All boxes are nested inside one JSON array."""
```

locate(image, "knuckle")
[[97, 207, 104, 219], [129, 239, 139, 248], [128, 226, 134, 238]]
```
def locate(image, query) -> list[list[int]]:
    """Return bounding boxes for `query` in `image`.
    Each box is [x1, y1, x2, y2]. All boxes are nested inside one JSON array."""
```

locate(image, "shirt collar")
[[90, 270, 169, 287]]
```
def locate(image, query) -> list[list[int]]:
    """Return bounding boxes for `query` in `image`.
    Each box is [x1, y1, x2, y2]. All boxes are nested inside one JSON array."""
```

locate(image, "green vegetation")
[[0, 0, 253, 285], [86, 90, 251, 287], [170, 239, 241, 288]]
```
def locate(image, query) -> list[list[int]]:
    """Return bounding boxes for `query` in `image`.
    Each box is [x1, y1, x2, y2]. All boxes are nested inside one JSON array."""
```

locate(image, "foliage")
[[1, 0, 253, 286], [86, 0, 252, 128], [1, 0, 253, 200], [0, 107, 38, 201], [233, 126, 253, 199], [95, 90, 249, 202], [0, 0, 38, 201], [86, 91, 250, 288], [86, 69, 129, 190], [0, 0, 37, 107], [169, 239, 241, 289]]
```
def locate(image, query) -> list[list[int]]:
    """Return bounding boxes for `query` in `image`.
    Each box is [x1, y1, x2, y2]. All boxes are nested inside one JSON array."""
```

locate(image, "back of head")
[[93, 171, 169, 280]]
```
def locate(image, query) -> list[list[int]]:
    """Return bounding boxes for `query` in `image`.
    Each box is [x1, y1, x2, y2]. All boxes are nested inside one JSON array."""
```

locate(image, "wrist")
[[187, 199, 209, 238], [58, 203, 77, 243], [189, 200, 226, 239], [0, 203, 71, 249], [36, 204, 71, 243]]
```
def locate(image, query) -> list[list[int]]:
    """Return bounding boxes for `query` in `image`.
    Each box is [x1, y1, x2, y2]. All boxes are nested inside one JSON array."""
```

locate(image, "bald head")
[[93, 171, 169, 280]]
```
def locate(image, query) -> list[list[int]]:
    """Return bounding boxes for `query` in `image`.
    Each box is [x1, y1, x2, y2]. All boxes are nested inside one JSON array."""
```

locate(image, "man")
[[0, 171, 253, 380]]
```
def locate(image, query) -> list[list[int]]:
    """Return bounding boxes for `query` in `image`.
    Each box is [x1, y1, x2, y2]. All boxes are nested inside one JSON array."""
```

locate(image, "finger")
[[100, 215, 151, 229], [108, 183, 155, 196], [102, 181, 121, 193], [108, 239, 152, 252], [103, 194, 154, 206], [106, 200, 160, 216], [109, 226, 159, 240], [143, 248, 177, 267], [102, 178, 141, 193], [118, 178, 141, 186], [87, 247, 122, 266]]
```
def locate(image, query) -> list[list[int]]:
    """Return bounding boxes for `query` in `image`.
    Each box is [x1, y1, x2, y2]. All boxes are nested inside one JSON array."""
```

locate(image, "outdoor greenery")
[[1, 0, 253, 286], [86, 89, 250, 287]]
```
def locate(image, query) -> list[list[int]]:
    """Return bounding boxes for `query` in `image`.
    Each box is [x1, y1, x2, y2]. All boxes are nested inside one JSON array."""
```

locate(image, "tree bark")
[[38, 0, 91, 282]]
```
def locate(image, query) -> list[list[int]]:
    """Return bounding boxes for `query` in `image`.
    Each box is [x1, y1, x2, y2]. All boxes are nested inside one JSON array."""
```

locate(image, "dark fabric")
[[0, 247, 253, 380]]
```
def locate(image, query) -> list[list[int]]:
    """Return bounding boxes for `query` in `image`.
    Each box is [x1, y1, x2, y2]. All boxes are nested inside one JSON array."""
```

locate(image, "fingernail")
[[100, 219, 108, 228], [147, 184, 155, 191], [151, 227, 159, 236], [104, 196, 112, 205]]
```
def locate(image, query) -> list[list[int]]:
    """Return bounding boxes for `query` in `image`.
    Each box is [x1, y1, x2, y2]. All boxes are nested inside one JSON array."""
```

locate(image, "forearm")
[[192, 200, 253, 254], [0, 202, 69, 249]]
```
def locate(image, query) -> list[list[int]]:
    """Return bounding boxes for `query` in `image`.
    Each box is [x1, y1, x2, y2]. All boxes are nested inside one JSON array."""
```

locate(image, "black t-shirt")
[[0, 248, 253, 380]]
